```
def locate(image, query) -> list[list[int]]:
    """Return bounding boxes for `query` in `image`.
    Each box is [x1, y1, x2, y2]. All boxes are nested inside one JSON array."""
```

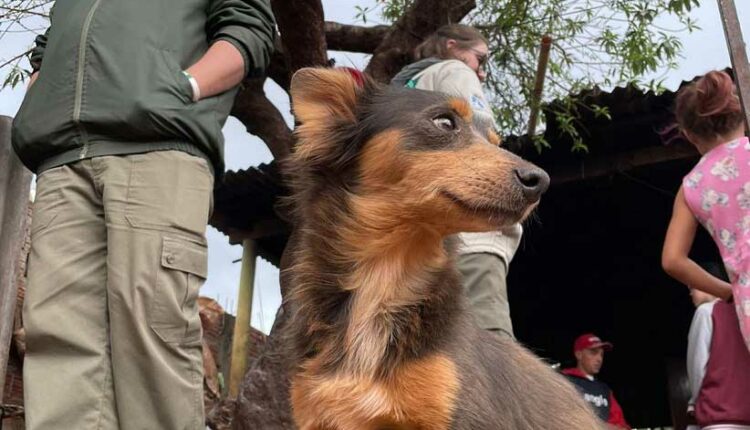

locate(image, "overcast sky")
[[1, 1, 748, 333]]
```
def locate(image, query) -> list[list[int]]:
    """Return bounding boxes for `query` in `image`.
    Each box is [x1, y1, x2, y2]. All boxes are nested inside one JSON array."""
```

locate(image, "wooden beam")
[[227, 239, 257, 400], [718, 0, 750, 130], [527, 35, 553, 138], [548, 143, 697, 186]]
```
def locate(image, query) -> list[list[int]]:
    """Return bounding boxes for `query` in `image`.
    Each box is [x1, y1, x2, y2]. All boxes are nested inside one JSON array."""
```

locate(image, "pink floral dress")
[[683, 136, 750, 353]]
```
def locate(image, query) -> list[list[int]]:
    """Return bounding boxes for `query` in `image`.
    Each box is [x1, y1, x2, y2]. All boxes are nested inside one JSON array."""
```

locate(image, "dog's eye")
[[432, 115, 456, 132]]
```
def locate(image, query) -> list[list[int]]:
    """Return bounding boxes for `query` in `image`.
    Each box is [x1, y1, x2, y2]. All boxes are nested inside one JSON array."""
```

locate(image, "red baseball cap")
[[573, 333, 613, 353]]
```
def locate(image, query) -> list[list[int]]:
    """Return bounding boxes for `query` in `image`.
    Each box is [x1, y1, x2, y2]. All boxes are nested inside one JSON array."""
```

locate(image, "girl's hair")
[[414, 24, 488, 61], [674, 70, 744, 140]]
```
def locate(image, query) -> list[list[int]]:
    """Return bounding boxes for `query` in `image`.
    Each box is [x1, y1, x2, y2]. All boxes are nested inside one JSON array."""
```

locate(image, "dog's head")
[[288, 68, 549, 235]]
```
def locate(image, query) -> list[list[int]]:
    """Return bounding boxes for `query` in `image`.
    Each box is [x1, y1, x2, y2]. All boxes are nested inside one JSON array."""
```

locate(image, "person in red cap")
[[562, 333, 631, 430]]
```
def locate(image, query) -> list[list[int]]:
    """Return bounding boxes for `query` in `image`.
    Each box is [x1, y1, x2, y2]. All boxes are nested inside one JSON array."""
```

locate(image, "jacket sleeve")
[[206, 0, 276, 78], [607, 391, 631, 429], [28, 3, 59, 72], [29, 29, 50, 72]]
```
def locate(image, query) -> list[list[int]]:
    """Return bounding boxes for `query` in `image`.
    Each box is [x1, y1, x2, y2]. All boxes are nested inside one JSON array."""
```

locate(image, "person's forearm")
[[185, 40, 245, 100], [664, 257, 732, 299]]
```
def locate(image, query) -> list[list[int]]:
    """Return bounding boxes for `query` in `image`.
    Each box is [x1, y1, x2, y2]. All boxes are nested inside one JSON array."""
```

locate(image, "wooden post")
[[527, 35, 553, 138], [718, 0, 750, 129], [227, 239, 257, 399], [0, 116, 32, 403]]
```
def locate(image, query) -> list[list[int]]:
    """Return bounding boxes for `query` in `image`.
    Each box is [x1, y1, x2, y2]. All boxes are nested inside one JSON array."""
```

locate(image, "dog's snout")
[[514, 167, 550, 201]]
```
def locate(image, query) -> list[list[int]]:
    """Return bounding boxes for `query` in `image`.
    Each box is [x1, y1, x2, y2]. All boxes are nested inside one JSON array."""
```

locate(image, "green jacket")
[[12, 0, 275, 175]]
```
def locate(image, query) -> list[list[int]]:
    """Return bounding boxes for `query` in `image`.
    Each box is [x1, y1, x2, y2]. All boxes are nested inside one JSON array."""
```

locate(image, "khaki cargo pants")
[[23, 150, 212, 430], [457, 252, 514, 337]]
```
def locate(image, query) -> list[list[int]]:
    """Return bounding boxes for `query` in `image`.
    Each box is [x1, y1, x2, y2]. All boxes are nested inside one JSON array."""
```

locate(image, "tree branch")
[[267, 21, 391, 91], [233, 0, 329, 160], [365, 0, 477, 83], [0, 49, 32, 71], [267, 38, 291, 92], [231, 78, 293, 160], [324, 21, 389, 53], [271, 0, 329, 75]]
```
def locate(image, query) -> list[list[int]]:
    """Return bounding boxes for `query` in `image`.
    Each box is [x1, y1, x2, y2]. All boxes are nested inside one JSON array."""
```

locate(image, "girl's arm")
[[661, 187, 733, 300]]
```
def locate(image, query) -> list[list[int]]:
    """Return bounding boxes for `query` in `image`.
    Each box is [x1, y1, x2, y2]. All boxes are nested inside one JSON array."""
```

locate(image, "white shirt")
[[687, 300, 716, 408]]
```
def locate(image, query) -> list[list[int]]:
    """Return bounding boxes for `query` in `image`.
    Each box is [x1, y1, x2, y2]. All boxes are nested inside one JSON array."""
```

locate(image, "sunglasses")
[[468, 47, 489, 68]]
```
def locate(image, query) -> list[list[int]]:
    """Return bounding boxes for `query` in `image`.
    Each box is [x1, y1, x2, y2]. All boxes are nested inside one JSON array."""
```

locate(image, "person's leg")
[[23, 161, 118, 429], [101, 151, 212, 429], [457, 252, 513, 336]]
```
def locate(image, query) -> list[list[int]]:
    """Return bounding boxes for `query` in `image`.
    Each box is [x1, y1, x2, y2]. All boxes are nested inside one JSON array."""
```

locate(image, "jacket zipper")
[[73, 0, 103, 159]]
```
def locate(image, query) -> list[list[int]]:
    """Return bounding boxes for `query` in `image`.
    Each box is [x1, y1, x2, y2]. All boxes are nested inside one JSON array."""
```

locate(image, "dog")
[[283, 67, 603, 429]]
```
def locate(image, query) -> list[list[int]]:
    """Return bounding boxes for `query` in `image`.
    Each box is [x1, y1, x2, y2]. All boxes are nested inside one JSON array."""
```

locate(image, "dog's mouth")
[[440, 190, 525, 225]]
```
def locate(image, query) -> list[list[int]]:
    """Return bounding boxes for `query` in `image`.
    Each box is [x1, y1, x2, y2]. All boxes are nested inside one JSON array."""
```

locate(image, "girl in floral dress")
[[662, 70, 750, 354]]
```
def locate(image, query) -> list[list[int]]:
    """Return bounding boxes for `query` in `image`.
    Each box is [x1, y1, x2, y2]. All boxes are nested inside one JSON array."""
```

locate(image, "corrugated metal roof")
[[515, 67, 734, 165], [209, 162, 289, 266]]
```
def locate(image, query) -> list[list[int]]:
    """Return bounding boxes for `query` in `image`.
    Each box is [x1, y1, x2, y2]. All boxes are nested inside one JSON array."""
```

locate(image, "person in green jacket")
[[12, 1, 275, 429]]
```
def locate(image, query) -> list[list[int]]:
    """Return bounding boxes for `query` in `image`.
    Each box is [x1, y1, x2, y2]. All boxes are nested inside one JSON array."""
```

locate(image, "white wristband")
[[182, 70, 201, 102]]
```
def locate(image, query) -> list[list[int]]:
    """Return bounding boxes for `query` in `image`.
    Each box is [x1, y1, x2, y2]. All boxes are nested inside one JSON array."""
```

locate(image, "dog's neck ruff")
[[341, 226, 448, 376], [292, 195, 460, 378]]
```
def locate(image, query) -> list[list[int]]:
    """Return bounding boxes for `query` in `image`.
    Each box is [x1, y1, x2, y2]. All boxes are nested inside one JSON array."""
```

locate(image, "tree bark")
[[271, 0, 329, 75], [231, 0, 330, 161], [233, 306, 293, 430], [267, 38, 292, 92], [233, 230, 299, 430], [231, 78, 293, 160], [230, 2, 331, 428], [325, 21, 389, 53]]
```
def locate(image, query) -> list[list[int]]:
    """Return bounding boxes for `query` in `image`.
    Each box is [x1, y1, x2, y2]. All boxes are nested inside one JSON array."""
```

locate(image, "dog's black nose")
[[514, 167, 550, 201]]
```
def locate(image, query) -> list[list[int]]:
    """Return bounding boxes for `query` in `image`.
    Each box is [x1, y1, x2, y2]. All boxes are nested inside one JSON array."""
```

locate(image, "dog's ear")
[[290, 68, 360, 126], [289, 68, 367, 173]]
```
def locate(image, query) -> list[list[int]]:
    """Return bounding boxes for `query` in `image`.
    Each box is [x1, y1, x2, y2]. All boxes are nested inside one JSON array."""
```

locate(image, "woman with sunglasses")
[[391, 24, 522, 339], [392, 24, 490, 95]]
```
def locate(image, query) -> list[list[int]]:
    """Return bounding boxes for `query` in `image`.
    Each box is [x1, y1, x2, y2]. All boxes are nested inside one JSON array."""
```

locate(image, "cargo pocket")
[[30, 166, 66, 238], [150, 236, 207, 344], [124, 151, 213, 237]]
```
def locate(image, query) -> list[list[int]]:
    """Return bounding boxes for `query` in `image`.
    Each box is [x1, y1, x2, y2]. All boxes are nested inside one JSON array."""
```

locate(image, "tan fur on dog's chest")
[[291, 354, 459, 430]]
